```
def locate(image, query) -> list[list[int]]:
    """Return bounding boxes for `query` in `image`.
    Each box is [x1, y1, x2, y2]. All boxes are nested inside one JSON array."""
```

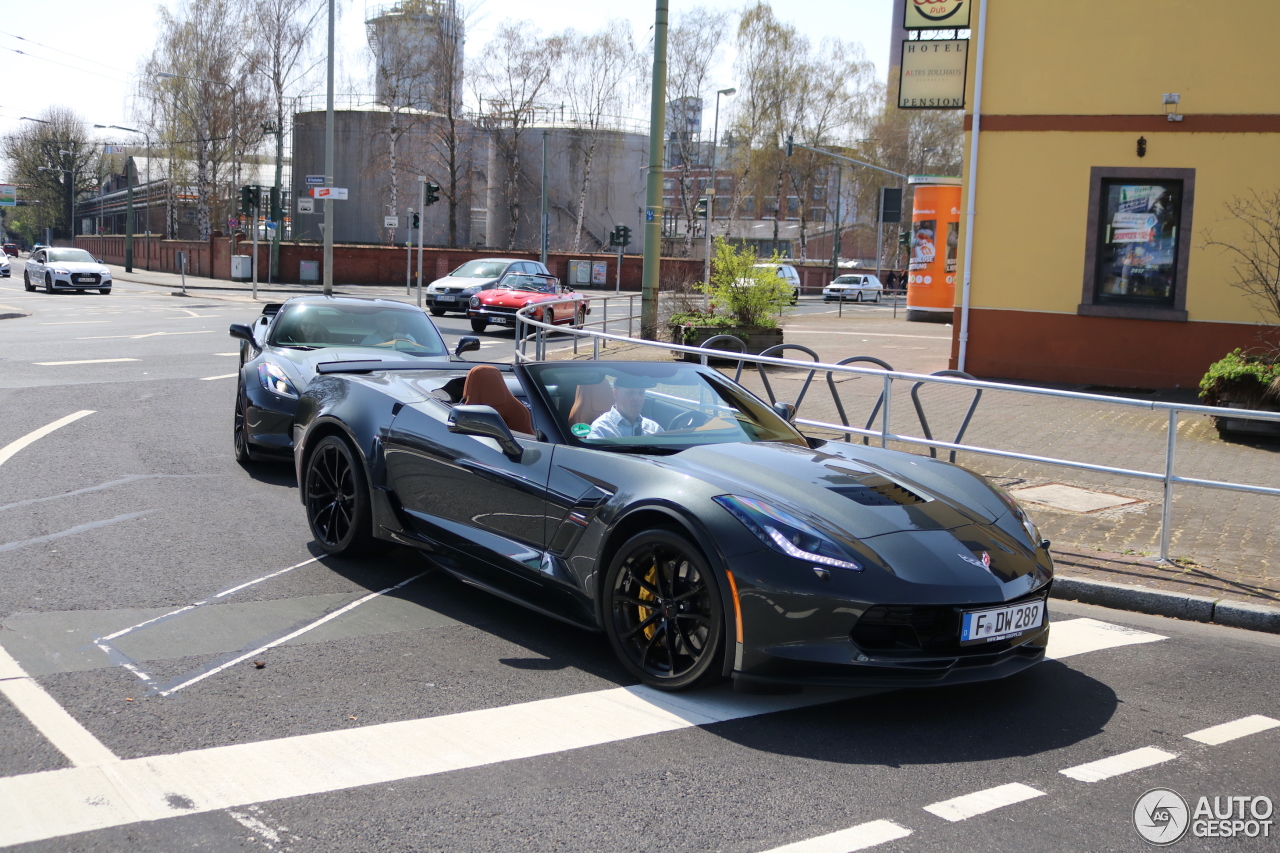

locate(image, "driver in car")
[[361, 312, 418, 346], [587, 375, 664, 439]]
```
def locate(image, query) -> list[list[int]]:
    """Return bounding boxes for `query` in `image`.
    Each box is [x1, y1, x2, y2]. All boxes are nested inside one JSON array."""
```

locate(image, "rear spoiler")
[[261, 302, 285, 316]]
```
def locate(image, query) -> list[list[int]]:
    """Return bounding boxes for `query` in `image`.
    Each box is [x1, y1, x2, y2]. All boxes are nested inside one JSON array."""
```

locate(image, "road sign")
[[305, 175, 325, 186], [265, 221, 277, 230], [297, 198, 314, 214], [311, 187, 348, 200], [227, 217, 240, 228], [0, 185, 15, 207], [384, 216, 400, 228]]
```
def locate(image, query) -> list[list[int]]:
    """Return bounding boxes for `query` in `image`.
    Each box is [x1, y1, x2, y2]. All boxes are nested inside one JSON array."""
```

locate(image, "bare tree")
[[1, 108, 101, 240], [666, 7, 728, 256], [471, 22, 563, 250], [419, 0, 470, 247], [1203, 190, 1280, 349], [553, 20, 643, 253]]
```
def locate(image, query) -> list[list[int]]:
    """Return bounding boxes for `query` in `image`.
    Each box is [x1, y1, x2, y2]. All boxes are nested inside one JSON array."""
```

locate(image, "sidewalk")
[[104, 262, 413, 300]]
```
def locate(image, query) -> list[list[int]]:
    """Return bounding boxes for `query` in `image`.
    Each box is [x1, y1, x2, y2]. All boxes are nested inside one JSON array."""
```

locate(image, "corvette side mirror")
[[229, 323, 255, 343], [772, 401, 797, 422], [454, 336, 481, 358], [449, 405, 523, 459]]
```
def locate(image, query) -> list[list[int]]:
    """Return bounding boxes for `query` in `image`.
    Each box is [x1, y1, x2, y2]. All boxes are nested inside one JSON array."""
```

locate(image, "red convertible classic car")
[[466, 272, 590, 333]]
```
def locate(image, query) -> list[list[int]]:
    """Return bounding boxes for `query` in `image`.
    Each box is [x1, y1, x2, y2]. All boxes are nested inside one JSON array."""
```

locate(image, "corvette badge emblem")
[[959, 551, 992, 570]]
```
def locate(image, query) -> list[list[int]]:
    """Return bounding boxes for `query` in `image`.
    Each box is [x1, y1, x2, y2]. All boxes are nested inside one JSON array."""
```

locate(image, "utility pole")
[[703, 87, 735, 286], [416, 176, 426, 307], [322, 0, 335, 296], [830, 164, 842, 279], [640, 0, 669, 339], [540, 129, 549, 265]]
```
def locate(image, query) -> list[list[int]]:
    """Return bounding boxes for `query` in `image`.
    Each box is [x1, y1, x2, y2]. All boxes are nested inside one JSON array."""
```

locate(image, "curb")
[[1051, 574, 1280, 634]]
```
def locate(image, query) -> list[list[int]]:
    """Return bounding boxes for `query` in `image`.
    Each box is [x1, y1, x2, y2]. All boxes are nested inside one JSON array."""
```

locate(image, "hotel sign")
[[904, 0, 971, 30], [899, 39, 968, 109]]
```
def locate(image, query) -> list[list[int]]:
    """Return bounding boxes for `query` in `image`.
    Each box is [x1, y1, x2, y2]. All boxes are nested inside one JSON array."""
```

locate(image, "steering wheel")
[[667, 410, 711, 431]]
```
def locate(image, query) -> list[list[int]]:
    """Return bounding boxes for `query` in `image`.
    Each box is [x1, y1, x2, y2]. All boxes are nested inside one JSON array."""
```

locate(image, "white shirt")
[[587, 406, 663, 439]]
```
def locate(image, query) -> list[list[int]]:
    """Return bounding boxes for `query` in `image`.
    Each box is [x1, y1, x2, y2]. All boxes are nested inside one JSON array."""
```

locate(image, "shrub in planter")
[[1198, 348, 1280, 436]]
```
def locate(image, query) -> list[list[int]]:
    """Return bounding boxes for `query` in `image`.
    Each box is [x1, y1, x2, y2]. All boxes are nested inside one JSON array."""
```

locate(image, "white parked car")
[[423, 258, 552, 316], [751, 263, 801, 305], [823, 274, 884, 303], [0, 253, 9, 278], [24, 247, 112, 294]]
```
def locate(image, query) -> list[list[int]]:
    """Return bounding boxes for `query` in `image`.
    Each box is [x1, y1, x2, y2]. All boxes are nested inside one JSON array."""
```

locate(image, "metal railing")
[[510, 293, 1280, 563]]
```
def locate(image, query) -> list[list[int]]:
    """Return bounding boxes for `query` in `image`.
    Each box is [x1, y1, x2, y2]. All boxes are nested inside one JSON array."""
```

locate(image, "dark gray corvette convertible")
[[293, 359, 1053, 692]]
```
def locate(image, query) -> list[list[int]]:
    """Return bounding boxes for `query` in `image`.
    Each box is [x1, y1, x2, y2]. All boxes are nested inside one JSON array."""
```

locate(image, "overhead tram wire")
[[0, 31, 134, 75], [0, 44, 132, 85]]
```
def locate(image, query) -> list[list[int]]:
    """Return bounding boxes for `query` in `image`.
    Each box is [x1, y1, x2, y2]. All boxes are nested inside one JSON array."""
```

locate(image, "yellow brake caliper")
[[638, 564, 659, 641]]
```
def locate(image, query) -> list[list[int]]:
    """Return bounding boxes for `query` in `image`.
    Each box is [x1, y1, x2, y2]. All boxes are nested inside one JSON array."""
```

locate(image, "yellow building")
[[952, 1, 1280, 388]]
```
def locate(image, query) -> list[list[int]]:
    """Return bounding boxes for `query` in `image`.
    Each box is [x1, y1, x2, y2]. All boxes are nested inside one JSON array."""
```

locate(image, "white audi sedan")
[[823, 273, 884, 303], [23, 247, 112, 294]]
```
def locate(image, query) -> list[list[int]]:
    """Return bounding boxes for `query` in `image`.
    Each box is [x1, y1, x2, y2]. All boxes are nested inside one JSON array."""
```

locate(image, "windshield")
[[47, 249, 96, 263], [269, 303, 448, 356], [525, 362, 808, 451], [452, 260, 509, 279], [833, 276, 862, 284], [499, 273, 553, 292]]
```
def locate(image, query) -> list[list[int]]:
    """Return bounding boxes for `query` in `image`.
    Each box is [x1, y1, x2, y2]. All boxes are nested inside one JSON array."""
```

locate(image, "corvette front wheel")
[[305, 435, 375, 555], [604, 529, 724, 691]]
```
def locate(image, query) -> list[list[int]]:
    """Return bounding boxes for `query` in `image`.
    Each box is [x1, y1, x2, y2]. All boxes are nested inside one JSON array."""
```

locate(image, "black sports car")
[[229, 296, 478, 462], [293, 359, 1053, 692]]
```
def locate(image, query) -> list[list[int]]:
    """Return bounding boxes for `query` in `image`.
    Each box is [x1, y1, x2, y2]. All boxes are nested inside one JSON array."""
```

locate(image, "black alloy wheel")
[[233, 380, 253, 464], [604, 529, 724, 691], [99, 288, 111, 295], [305, 435, 375, 555], [470, 318, 488, 333], [45, 274, 54, 294]]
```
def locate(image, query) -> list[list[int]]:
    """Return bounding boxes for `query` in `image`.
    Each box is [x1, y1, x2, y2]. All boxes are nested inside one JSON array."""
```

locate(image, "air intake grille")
[[829, 477, 925, 507]]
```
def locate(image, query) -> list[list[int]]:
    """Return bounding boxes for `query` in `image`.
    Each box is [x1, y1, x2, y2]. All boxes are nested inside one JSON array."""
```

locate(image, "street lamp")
[[157, 71, 239, 211], [703, 86, 736, 286], [95, 124, 153, 271]]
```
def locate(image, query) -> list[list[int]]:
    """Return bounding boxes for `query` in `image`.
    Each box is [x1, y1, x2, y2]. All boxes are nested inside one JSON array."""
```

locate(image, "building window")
[[741, 196, 756, 215], [809, 208, 827, 223], [662, 178, 675, 192], [713, 197, 731, 219], [716, 176, 733, 193], [764, 196, 779, 216], [1080, 167, 1194, 322], [785, 196, 800, 220], [811, 185, 827, 202]]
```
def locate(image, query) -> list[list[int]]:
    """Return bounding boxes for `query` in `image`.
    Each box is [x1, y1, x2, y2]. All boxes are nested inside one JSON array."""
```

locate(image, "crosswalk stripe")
[[923, 783, 1045, 822], [1060, 747, 1178, 782], [758, 820, 912, 853], [1185, 715, 1280, 745], [1046, 617, 1166, 659]]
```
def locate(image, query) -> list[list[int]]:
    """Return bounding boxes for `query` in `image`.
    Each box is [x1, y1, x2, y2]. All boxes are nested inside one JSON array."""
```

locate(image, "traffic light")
[[899, 230, 910, 249], [239, 185, 257, 216], [424, 182, 440, 205], [785, 135, 794, 157], [269, 186, 280, 218], [694, 197, 709, 219], [411, 211, 420, 229], [618, 224, 631, 247]]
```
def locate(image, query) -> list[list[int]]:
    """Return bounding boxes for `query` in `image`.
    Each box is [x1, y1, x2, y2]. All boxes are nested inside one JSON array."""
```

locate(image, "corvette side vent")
[[829, 477, 925, 507]]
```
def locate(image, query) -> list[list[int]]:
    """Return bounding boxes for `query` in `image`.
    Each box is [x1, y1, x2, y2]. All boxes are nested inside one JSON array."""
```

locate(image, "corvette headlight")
[[714, 495, 862, 571], [258, 362, 298, 398], [989, 482, 1041, 545]]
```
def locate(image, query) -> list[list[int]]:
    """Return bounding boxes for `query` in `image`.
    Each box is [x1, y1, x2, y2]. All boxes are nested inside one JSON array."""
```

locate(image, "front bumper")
[[48, 273, 110, 290], [467, 306, 521, 325], [425, 292, 471, 309], [726, 548, 1053, 688]]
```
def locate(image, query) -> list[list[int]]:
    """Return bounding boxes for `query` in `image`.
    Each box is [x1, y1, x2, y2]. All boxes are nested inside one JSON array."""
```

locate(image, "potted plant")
[[669, 238, 791, 358], [1198, 349, 1280, 437]]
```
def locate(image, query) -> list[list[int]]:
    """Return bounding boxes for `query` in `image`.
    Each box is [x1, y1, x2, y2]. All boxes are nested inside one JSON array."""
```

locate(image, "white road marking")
[[1046, 617, 1166, 659], [1059, 747, 1178, 782], [159, 570, 431, 696], [39, 321, 110, 325], [214, 351, 239, 356], [199, 373, 238, 381], [1185, 715, 1280, 745], [0, 682, 859, 847], [923, 783, 1045, 822], [758, 820, 912, 853], [0, 645, 118, 768], [0, 410, 94, 468], [0, 511, 152, 554], [33, 357, 140, 366], [76, 330, 216, 340]]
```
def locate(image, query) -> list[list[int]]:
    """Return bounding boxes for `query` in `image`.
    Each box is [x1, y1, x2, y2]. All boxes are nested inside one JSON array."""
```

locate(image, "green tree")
[[1, 108, 101, 241], [699, 236, 792, 328]]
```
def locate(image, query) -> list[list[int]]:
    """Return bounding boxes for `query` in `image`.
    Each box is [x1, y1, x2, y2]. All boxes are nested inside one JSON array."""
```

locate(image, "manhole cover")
[[1009, 483, 1142, 513]]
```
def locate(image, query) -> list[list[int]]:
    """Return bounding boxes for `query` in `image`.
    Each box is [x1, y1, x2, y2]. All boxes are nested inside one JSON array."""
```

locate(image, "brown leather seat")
[[567, 380, 614, 429], [461, 365, 534, 435]]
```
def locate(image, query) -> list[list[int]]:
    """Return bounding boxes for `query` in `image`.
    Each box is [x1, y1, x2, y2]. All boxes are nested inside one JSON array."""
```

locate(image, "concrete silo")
[[366, 0, 464, 113]]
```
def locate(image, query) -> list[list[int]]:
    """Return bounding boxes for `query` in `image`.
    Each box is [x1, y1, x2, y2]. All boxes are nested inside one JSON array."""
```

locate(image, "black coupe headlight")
[[258, 362, 299, 398], [714, 495, 862, 571], [989, 482, 1041, 545]]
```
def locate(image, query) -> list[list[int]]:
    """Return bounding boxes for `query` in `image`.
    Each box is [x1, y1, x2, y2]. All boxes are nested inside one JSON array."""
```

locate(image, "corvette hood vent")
[[829, 476, 926, 507]]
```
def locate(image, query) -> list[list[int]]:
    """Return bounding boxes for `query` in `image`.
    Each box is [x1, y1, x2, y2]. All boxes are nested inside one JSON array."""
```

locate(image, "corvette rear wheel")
[[604, 529, 724, 691], [305, 435, 375, 555]]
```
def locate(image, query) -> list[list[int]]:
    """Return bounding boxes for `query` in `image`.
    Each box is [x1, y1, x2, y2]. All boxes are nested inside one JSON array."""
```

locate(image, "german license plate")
[[435, 294, 455, 303], [76, 275, 94, 282], [492, 316, 513, 324], [960, 599, 1045, 645]]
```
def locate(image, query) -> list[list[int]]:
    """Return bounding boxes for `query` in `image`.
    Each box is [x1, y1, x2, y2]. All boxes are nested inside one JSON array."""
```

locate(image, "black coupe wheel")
[[604, 529, 724, 691], [470, 318, 488, 333], [233, 380, 253, 463], [305, 435, 375, 555]]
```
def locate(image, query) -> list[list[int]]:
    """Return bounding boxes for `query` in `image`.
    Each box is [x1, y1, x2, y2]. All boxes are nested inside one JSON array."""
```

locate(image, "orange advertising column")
[[905, 176, 961, 323]]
